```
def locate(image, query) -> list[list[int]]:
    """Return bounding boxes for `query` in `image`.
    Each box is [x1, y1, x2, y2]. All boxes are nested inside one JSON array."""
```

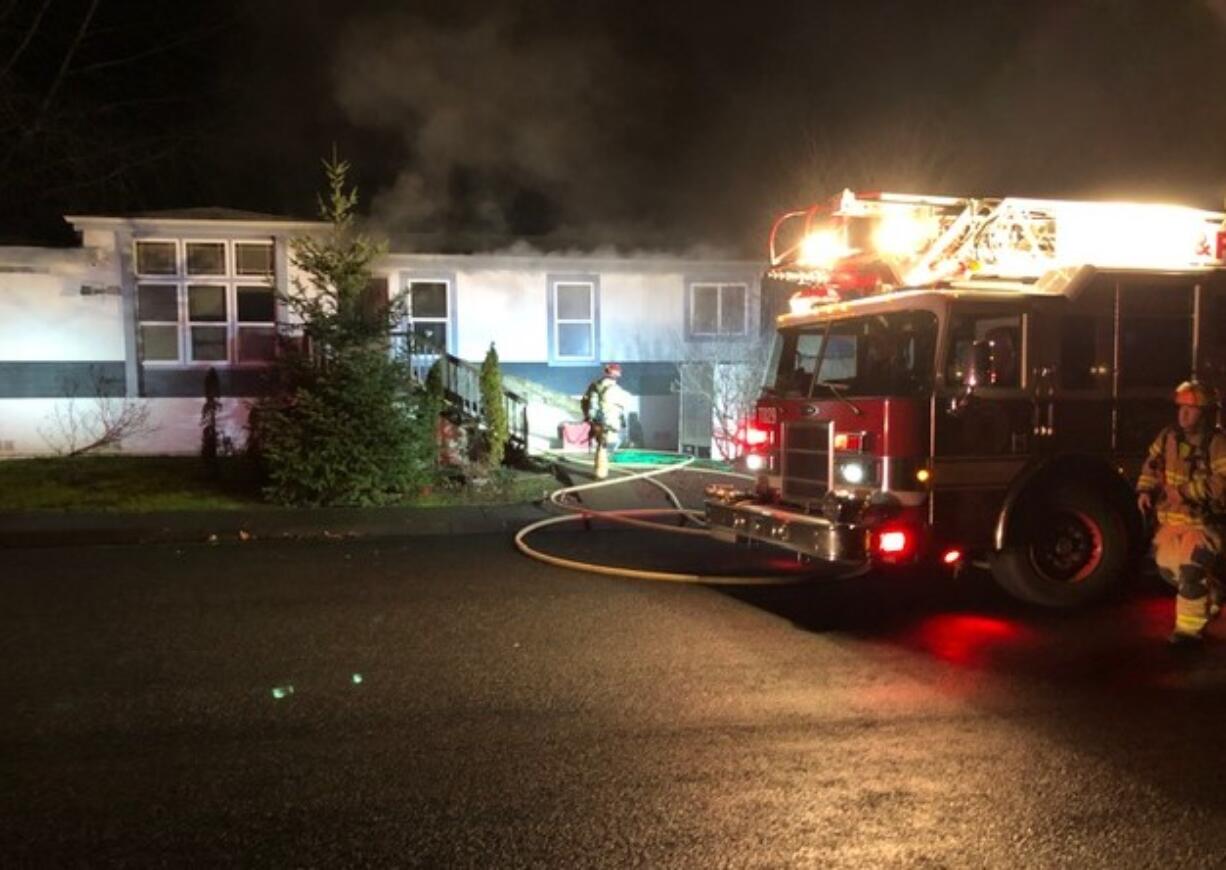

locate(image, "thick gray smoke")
[[332, 13, 652, 248]]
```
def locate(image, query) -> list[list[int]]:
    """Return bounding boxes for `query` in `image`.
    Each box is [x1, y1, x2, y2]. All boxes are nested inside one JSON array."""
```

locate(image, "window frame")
[[548, 275, 599, 365], [398, 272, 456, 356], [133, 237, 278, 368], [687, 280, 749, 339]]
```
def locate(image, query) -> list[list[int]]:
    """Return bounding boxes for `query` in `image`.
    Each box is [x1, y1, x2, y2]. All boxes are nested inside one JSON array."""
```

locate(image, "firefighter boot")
[[1169, 593, 1211, 645]]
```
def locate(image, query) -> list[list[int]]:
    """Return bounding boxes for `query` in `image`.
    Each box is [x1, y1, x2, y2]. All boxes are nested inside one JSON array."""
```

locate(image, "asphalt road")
[[3, 526, 1226, 868]]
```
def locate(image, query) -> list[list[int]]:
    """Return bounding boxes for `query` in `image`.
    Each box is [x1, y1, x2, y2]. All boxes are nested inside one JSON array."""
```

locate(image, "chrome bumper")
[[705, 498, 867, 564]]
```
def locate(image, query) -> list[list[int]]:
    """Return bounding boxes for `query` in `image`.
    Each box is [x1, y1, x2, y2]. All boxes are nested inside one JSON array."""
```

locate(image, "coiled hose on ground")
[[513, 451, 810, 586]]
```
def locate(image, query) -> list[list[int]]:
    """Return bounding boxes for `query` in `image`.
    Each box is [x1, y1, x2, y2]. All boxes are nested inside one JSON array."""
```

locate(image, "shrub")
[[255, 349, 436, 506], [479, 342, 508, 468]]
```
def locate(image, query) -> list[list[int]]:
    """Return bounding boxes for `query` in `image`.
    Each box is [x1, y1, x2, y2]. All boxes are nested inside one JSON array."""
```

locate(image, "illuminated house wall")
[[0, 212, 763, 456]]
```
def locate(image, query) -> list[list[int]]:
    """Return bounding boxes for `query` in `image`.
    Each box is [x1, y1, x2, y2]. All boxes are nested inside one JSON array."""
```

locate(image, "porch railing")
[[391, 331, 529, 454]]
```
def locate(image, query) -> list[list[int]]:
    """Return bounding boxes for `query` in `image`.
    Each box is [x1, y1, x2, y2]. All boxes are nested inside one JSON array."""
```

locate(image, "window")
[[235, 242, 274, 276], [772, 312, 937, 398], [403, 279, 451, 352], [1119, 284, 1192, 389], [134, 238, 277, 365], [135, 241, 176, 275], [946, 312, 1023, 388], [186, 242, 226, 276], [137, 284, 180, 362], [689, 282, 748, 337], [551, 279, 596, 362]]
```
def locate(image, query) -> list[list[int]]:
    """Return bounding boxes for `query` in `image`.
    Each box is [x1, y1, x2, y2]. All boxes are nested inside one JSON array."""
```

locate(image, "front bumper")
[[705, 497, 867, 565]]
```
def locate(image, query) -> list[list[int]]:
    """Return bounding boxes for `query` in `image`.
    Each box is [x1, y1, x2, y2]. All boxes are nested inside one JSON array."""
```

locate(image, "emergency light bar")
[[771, 190, 1226, 308]]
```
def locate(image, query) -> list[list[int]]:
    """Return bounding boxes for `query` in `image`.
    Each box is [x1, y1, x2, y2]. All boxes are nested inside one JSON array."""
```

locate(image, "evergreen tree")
[[251, 153, 437, 506], [480, 342, 509, 468]]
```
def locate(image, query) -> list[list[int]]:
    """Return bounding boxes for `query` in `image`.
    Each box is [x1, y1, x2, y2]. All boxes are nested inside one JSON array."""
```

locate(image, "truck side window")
[[1118, 285, 1192, 389], [1059, 314, 1112, 391], [1198, 284, 1226, 395], [946, 313, 1022, 388]]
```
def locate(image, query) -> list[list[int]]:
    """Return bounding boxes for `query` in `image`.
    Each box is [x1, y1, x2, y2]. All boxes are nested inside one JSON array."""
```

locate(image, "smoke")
[[332, 12, 652, 247]]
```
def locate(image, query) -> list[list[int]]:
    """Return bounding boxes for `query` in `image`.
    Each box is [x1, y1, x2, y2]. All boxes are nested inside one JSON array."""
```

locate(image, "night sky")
[[3, 0, 1226, 252]]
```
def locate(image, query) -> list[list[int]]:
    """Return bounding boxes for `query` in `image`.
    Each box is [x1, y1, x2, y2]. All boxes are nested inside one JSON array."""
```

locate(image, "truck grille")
[[782, 421, 829, 502]]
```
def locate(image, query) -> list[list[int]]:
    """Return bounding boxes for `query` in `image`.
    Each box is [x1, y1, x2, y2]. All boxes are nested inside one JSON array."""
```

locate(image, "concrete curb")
[[0, 502, 557, 549]]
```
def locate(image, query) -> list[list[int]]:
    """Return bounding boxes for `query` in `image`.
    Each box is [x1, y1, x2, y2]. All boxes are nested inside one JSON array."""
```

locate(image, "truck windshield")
[[771, 311, 937, 398]]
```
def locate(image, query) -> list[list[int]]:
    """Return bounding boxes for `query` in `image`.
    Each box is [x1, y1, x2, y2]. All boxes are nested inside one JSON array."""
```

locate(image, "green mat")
[[609, 450, 733, 471]]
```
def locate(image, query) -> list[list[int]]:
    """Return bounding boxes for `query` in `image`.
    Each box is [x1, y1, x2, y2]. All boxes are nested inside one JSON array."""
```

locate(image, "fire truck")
[[705, 190, 1226, 607]]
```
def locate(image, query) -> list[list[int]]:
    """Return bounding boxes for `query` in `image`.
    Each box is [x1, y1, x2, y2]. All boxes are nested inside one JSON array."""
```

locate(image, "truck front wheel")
[[990, 482, 1131, 608]]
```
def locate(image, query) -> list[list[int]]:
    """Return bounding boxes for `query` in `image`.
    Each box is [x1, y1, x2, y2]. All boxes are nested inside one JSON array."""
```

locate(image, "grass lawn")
[[0, 456, 559, 512]]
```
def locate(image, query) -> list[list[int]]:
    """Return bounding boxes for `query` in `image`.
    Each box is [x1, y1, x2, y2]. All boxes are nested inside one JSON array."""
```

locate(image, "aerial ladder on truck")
[[768, 189, 1226, 307]]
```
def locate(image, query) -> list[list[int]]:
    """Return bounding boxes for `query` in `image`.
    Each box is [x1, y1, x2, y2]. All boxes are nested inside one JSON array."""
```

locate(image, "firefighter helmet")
[[603, 362, 622, 378], [1174, 380, 1219, 408]]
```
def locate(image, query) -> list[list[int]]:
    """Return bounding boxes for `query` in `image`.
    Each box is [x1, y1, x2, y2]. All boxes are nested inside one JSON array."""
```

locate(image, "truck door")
[[931, 302, 1035, 545]]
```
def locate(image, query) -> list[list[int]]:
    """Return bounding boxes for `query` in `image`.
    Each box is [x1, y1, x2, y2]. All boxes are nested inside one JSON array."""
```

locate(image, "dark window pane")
[[186, 242, 226, 275], [188, 285, 227, 321], [410, 281, 448, 318], [237, 327, 276, 362], [556, 283, 591, 320], [557, 323, 592, 358], [1120, 318, 1192, 388], [140, 324, 178, 361], [721, 285, 746, 334], [191, 326, 228, 361], [235, 243, 274, 276], [691, 285, 719, 334], [1119, 285, 1193, 389], [1059, 314, 1112, 391], [411, 321, 447, 351], [946, 314, 1022, 387], [237, 285, 275, 322], [139, 284, 178, 321], [135, 241, 176, 275]]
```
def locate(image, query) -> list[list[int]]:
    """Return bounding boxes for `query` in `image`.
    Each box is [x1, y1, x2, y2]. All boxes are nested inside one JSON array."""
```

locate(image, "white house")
[[0, 210, 766, 457]]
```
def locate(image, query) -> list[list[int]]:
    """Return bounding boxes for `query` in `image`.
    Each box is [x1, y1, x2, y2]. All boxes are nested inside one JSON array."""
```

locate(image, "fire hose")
[[513, 452, 811, 586]]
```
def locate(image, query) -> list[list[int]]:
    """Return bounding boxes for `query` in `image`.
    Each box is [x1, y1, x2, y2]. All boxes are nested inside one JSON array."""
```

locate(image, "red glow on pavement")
[[913, 614, 1031, 666]]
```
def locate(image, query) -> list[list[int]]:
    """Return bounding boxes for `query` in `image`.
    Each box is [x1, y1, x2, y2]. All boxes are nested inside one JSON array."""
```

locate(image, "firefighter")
[[582, 363, 631, 480], [1136, 380, 1226, 645]]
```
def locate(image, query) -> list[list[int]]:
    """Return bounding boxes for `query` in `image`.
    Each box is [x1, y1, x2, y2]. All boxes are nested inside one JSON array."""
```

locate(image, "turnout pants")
[[591, 425, 619, 480], [1153, 524, 1223, 637]]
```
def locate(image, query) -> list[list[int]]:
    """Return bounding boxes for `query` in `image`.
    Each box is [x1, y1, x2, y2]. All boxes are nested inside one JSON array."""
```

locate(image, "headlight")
[[838, 461, 866, 485]]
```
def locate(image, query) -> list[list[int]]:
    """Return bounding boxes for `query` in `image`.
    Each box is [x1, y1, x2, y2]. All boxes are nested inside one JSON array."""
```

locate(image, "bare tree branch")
[[0, 0, 98, 175], [0, 0, 53, 85]]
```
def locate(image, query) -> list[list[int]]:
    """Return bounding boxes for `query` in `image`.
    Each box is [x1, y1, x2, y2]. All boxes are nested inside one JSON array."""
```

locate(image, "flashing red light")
[[877, 530, 909, 554], [833, 432, 863, 451], [1218, 227, 1226, 261], [941, 548, 963, 565], [744, 423, 771, 447]]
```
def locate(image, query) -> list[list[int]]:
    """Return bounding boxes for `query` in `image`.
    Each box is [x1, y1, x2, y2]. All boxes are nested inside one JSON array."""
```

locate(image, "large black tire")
[[990, 481, 1132, 608]]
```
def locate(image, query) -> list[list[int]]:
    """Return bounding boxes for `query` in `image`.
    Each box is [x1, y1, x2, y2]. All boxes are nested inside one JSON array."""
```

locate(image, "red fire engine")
[[706, 190, 1226, 607]]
